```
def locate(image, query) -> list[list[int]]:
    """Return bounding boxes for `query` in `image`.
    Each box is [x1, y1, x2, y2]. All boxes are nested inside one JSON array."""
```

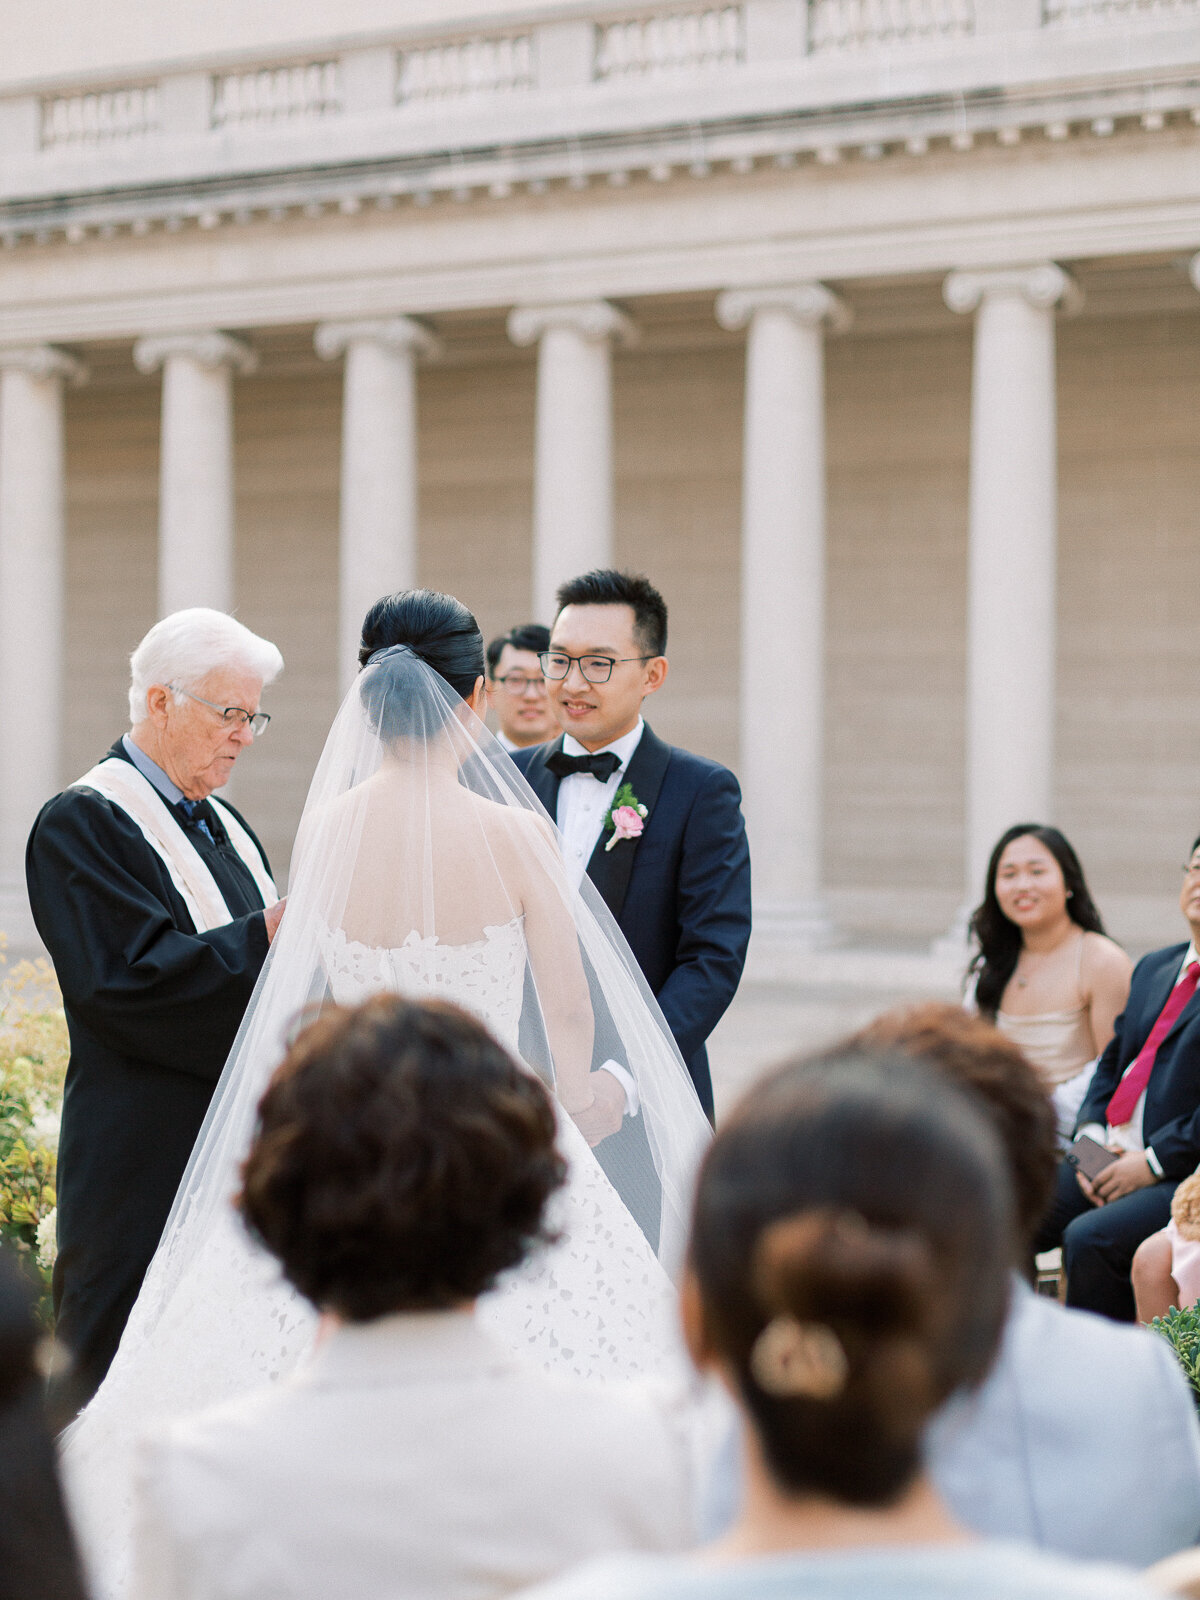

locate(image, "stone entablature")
[[1, 0, 1198, 241]]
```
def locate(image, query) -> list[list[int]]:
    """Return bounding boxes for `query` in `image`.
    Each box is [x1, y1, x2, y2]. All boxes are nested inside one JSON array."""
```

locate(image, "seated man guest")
[[519, 1050, 1150, 1600], [131, 996, 694, 1600], [26, 607, 285, 1409], [859, 1005, 1200, 1566], [486, 624, 555, 752], [1036, 834, 1200, 1320]]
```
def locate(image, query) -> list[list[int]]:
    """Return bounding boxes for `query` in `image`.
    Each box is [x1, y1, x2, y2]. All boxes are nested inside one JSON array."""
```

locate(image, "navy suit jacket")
[[1077, 939, 1200, 1178], [513, 724, 751, 1117]]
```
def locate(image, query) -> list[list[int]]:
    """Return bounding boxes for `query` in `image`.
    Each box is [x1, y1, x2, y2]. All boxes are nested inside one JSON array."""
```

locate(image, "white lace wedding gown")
[[63, 916, 686, 1600]]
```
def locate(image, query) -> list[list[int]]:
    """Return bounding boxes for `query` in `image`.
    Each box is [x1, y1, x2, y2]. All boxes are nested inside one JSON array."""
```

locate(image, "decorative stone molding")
[[507, 300, 637, 348], [314, 317, 441, 363], [0, 345, 88, 384], [133, 332, 258, 376], [594, 7, 744, 79], [41, 84, 159, 149], [716, 283, 852, 334], [810, 0, 973, 53], [211, 62, 340, 130], [397, 35, 535, 102], [943, 262, 1083, 315]]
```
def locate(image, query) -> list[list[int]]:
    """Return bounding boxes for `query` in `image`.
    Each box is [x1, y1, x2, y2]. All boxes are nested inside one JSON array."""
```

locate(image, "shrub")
[[1151, 1302, 1200, 1412], [0, 938, 67, 1327]]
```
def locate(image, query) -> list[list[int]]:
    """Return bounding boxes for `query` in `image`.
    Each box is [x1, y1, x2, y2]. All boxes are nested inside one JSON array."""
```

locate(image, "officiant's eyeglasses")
[[539, 652, 655, 685], [169, 685, 271, 737]]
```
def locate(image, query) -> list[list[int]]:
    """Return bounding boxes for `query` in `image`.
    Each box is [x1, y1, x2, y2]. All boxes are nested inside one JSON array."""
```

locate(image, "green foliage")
[[603, 783, 648, 832], [0, 939, 67, 1328], [1151, 1302, 1200, 1410]]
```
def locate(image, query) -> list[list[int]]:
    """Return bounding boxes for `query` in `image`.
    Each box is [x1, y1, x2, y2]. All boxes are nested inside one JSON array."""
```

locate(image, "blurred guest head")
[[239, 996, 566, 1319], [485, 624, 555, 749], [847, 1004, 1057, 1259], [683, 1050, 1012, 1508], [0, 1249, 88, 1600], [969, 824, 1106, 1017]]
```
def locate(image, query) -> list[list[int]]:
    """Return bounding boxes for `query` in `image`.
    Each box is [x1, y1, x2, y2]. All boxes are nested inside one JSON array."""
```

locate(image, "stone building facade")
[[1, 0, 1199, 952]]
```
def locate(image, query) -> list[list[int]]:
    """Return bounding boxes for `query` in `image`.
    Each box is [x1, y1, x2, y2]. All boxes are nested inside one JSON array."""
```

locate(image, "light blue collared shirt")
[[121, 734, 184, 806]]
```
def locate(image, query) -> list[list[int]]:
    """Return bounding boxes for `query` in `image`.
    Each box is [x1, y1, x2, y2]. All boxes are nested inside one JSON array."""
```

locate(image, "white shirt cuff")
[[1077, 1123, 1107, 1146], [598, 1059, 639, 1118], [1145, 1145, 1164, 1179]]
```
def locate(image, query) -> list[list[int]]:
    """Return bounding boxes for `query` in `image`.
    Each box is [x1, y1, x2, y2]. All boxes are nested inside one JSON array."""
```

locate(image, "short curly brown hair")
[[238, 996, 566, 1321], [846, 1003, 1057, 1251]]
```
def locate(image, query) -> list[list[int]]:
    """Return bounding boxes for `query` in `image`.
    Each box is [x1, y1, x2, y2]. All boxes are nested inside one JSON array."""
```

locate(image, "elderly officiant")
[[26, 608, 285, 1410]]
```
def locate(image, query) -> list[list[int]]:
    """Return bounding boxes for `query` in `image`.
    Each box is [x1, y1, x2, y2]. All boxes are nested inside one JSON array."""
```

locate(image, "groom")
[[514, 570, 751, 1121]]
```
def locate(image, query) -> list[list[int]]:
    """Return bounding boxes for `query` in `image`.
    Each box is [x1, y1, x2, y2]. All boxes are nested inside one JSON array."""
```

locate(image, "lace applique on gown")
[[63, 917, 684, 1600]]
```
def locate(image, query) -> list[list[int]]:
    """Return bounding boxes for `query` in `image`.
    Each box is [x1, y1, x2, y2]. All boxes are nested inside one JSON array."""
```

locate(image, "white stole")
[[73, 757, 278, 933]]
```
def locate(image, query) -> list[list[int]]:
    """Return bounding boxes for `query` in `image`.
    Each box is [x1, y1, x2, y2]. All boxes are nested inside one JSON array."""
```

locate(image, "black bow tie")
[[546, 750, 622, 782]]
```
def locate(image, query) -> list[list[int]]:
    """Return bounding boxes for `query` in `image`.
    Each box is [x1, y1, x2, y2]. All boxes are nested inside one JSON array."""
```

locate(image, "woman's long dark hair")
[[969, 823, 1106, 1018]]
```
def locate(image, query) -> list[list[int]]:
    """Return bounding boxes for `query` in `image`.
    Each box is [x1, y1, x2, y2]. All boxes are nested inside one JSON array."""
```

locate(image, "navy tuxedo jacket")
[[1078, 940, 1200, 1178], [513, 724, 751, 1117]]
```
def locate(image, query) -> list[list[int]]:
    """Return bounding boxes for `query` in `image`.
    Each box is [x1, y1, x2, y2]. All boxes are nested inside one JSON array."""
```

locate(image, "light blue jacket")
[[927, 1277, 1200, 1565]]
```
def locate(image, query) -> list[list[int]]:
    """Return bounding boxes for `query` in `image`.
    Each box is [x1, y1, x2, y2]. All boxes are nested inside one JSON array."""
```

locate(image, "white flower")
[[36, 1208, 57, 1271]]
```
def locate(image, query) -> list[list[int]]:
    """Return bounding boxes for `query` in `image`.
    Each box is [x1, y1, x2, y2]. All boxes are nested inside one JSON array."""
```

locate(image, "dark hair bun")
[[357, 590, 485, 739], [754, 1209, 936, 1338]]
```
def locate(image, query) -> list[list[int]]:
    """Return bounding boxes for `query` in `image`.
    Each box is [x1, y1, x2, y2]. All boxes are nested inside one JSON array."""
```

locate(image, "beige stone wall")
[[56, 304, 1200, 940]]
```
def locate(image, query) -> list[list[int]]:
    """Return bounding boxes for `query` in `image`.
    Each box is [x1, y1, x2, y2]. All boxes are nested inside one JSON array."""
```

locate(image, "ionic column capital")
[[716, 283, 851, 335], [314, 316, 441, 363], [0, 344, 88, 385], [133, 331, 257, 376], [507, 300, 637, 349], [943, 263, 1083, 316]]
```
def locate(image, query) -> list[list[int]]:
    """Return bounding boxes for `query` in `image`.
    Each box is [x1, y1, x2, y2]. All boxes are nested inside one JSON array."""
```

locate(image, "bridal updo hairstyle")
[[357, 589, 485, 740], [968, 822, 1106, 1018], [687, 1051, 1012, 1507], [238, 996, 566, 1321]]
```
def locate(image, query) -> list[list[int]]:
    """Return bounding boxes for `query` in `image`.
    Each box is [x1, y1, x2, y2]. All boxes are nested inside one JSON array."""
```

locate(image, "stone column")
[[944, 263, 1079, 901], [0, 344, 87, 932], [315, 317, 441, 688], [133, 332, 257, 617], [507, 301, 635, 624], [716, 284, 850, 945]]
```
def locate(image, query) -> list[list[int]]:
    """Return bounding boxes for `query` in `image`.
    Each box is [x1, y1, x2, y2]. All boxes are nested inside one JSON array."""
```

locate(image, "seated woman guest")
[[519, 1051, 1154, 1600], [969, 823, 1131, 1138], [131, 996, 694, 1600]]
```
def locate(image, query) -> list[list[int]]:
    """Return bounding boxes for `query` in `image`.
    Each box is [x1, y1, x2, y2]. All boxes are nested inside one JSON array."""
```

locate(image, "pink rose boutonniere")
[[603, 784, 649, 852]]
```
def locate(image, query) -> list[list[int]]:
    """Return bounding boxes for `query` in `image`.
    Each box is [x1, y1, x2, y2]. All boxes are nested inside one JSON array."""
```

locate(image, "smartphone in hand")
[[1066, 1134, 1119, 1182]]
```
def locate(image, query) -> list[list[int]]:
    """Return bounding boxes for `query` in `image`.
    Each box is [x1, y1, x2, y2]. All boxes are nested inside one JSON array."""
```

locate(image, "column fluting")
[[508, 301, 635, 624], [134, 331, 257, 617], [316, 318, 441, 687], [716, 283, 850, 944]]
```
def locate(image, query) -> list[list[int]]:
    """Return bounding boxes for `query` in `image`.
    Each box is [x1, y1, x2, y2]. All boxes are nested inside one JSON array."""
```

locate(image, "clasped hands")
[[1077, 1148, 1156, 1206], [564, 1069, 626, 1147]]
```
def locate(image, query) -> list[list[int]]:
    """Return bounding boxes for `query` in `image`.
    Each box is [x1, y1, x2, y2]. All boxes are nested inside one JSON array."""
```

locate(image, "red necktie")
[[1106, 960, 1200, 1127]]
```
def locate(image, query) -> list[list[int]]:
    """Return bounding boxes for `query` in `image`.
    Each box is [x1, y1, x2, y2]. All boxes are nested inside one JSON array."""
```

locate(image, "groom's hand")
[[571, 1070, 626, 1147]]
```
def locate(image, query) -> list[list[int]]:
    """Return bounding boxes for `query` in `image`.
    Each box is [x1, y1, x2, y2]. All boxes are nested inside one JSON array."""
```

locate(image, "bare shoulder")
[[1081, 931, 1134, 988]]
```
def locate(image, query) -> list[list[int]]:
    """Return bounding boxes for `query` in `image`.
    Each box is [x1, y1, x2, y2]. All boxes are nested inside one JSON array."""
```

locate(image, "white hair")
[[128, 608, 284, 724]]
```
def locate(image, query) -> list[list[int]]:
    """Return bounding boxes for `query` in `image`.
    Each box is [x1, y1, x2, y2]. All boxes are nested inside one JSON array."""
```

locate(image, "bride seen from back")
[[62, 588, 711, 1600]]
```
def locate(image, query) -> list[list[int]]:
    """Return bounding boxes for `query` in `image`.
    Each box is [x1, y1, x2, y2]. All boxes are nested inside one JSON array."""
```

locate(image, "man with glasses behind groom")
[[513, 570, 751, 1126], [485, 624, 556, 752], [26, 608, 286, 1412]]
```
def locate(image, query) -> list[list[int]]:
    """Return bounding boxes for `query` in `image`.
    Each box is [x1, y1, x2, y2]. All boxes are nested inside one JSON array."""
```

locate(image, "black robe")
[[25, 740, 272, 1409]]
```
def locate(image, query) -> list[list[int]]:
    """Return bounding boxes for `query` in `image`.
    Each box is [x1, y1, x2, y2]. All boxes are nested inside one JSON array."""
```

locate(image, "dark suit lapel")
[[521, 737, 564, 821], [585, 725, 672, 921], [1155, 945, 1200, 1050]]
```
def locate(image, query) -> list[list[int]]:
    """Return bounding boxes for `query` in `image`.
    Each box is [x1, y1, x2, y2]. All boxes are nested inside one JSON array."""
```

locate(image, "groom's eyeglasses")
[[539, 652, 655, 685], [169, 684, 272, 737]]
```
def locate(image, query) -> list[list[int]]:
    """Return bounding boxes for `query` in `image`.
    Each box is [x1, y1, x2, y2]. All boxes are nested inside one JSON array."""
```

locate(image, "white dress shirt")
[[1078, 942, 1199, 1177], [495, 730, 521, 754], [555, 719, 645, 893], [132, 1309, 694, 1600]]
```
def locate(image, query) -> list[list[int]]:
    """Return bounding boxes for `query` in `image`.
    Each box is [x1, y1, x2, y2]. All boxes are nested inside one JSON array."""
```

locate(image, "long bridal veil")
[[63, 644, 712, 1598]]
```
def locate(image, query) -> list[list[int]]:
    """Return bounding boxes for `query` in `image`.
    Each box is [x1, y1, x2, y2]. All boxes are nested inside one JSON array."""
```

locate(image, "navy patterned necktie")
[[177, 798, 216, 846]]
